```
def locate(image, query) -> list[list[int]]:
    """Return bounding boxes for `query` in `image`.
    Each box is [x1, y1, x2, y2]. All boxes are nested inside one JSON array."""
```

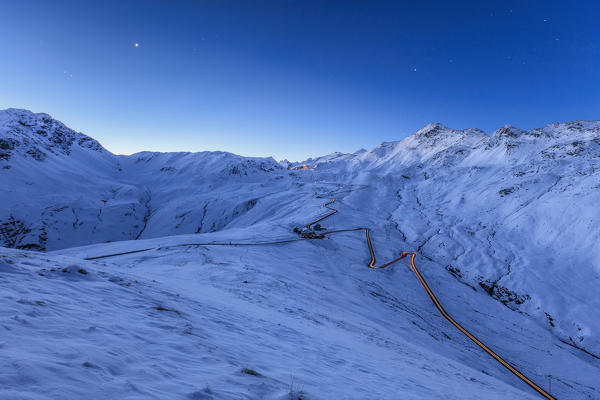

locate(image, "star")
[[134, 42, 140, 47]]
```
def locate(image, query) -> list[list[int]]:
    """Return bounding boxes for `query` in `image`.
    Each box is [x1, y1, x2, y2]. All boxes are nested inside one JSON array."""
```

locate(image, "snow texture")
[[1, 109, 599, 399]]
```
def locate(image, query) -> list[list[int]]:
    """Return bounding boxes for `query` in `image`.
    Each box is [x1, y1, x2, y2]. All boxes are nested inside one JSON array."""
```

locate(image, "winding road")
[[84, 195, 556, 399], [306, 198, 338, 230], [309, 198, 556, 400]]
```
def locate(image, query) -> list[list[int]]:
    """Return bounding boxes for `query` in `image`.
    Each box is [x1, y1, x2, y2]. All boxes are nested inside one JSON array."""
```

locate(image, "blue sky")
[[1, 1, 598, 161]]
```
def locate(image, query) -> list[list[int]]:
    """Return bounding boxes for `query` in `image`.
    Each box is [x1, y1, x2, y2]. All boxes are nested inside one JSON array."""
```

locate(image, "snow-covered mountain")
[[0, 108, 284, 251], [1, 108, 599, 399], [300, 119, 600, 363]]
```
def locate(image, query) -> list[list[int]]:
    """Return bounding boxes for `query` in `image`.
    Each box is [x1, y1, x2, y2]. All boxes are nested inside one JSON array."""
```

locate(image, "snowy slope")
[[1, 109, 600, 399], [300, 121, 600, 362], [2, 217, 597, 399], [0, 109, 285, 251]]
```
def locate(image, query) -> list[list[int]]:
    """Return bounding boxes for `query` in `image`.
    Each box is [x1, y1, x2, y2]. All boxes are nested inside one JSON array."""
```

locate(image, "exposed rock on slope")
[[0, 109, 283, 250], [0, 108, 105, 162]]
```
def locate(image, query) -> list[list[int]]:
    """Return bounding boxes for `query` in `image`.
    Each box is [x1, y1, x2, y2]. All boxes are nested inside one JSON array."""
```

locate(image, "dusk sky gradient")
[[1, 0, 599, 160]]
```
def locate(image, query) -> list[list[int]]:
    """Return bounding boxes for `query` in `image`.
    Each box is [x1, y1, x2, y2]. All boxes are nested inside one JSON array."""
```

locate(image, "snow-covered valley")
[[1, 108, 599, 399]]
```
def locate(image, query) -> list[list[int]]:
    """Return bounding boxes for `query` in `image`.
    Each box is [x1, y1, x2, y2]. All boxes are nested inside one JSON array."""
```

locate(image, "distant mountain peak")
[[0, 108, 106, 162], [411, 122, 487, 141], [414, 122, 449, 137], [492, 125, 526, 138]]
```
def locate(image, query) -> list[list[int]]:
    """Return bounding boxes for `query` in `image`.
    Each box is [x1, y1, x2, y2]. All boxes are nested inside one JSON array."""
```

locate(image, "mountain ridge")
[[2, 108, 600, 368], [4, 108, 599, 165]]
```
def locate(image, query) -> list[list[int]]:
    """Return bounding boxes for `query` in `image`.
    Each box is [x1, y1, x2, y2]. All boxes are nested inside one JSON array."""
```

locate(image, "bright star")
[[134, 42, 139, 47]]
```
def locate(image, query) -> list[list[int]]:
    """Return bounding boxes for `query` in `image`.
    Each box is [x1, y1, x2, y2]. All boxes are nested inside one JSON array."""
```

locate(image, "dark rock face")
[[478, 279, 531, 310], [494, 126, 521, 138], [223, 159, 282, 176], [0, 138, 18, 160], [419, 123, 446, 138], [26, 147, 47, 161], [0, 215, 47, 251]]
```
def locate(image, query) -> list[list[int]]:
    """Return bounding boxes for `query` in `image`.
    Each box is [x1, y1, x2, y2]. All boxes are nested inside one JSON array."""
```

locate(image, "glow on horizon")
[[84, 126, 374, 162]]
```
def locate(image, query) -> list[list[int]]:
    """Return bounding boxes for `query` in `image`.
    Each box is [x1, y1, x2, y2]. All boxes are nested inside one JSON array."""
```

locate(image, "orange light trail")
[[306, 197, 338, 230], [87, 196, 558, 399], [310, 198, 556, 400]]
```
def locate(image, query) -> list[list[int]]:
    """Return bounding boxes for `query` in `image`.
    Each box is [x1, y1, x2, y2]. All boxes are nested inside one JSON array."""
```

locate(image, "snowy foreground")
[[1, 109, 600, 399]]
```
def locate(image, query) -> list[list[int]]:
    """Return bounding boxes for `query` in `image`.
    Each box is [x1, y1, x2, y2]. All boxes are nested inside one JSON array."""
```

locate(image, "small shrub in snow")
[[241, 368, 262, 377], [155, 306, 180, 314]]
